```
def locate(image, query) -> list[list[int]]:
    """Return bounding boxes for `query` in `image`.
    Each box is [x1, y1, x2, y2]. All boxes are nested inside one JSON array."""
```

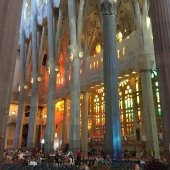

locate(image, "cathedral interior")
[[1, 0, 170, 163]]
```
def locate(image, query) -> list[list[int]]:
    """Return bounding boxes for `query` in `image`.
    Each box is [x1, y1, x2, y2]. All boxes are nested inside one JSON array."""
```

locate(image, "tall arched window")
[[151, 69, 162, 133], [119, 74, 142, 140]]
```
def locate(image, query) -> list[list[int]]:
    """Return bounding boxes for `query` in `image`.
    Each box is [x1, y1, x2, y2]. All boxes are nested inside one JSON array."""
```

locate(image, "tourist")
[[76, 149, 82, 166]]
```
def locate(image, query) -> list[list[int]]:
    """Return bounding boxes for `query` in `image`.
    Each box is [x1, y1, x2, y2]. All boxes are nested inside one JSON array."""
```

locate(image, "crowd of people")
[[2, 148, 113, 169], [2, 148, 170, 170]]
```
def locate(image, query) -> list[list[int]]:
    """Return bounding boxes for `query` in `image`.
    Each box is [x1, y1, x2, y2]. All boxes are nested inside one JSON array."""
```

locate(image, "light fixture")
[[132, 71, 137, 74], [11, 111, 16, 115], [116, 32, 123, 43], [24, 84, 28, 89], [78, 51, 83, 58], [43, 115, 47, 118], [18, 85, 21, 92], [67, 46, 74, 62], [47, 66, 50, 74], [95, 44, 101, 54], [69, 53, 73, 62], [55, 66, 59, 72], [37, 76, 42, 82], [41, 139, 45, 144]]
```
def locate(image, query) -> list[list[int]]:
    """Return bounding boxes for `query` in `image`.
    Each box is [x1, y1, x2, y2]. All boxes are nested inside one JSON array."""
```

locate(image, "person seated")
[[29, 159, 37, 166], [105, 154, 112, 166]]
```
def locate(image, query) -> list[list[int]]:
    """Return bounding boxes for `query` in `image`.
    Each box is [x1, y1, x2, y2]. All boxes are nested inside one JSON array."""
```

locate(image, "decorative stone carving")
[[101, 0, 117, 15], [67, 46, 78, 61]]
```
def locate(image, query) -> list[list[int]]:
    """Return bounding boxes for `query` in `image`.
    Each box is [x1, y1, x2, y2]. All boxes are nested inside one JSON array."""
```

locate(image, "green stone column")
[[67, 0, 81, 153], [101, 0, 122, 159], [44, 0, 56, 153], [13, 29, 26, 149], [140, 70, 160, 159], [27, 0, 39, 149]]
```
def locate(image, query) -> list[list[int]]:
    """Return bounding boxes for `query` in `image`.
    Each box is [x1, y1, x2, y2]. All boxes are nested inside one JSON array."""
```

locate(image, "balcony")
[[54, 29, 155, 99]]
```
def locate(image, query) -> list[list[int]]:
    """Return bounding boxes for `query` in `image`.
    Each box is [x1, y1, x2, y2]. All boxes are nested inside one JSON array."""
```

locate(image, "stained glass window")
[[88, 86, 105, 139], [119, 74, 142, 140], [151, 69, 162, 133]]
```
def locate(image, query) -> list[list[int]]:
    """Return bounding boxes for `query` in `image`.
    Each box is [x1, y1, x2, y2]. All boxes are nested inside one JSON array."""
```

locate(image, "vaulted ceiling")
[[13, 0, 144, 100]]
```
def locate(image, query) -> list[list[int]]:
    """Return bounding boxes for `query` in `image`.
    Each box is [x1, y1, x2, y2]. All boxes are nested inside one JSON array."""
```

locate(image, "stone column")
[[140, 70, 160, 159], [27, 0, 39, 149], [61, 99, 68, 150], [81, 92, 89, 157], [67, 0, 81, 153], [44, 0, 56, 153], [0, 0, 23, 161], [13, 29, 26, 149], [101, 0, 122, 159], [149, 0, 170, 163]]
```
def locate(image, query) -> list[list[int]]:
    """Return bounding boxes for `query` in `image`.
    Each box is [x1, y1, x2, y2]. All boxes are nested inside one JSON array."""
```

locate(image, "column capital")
[[67, 45, 80, 61], [101, 0, 117, 15]]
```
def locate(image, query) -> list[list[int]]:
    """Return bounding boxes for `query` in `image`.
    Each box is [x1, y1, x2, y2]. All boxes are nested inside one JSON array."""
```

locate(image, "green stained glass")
[[136, 82, 139, 91], [128, 98, 130, 108], [156, 92, 160, 102], [151, 69, 162, 132], [155, 82, 159, 87], [131, 114, 134, 121], [131, 98, 133, 107]]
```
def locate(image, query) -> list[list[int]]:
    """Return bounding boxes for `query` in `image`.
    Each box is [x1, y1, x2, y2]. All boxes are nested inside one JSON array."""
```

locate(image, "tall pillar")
[[0, 0, 22, 162], [44, 0, 56, 153], [27, 0, 39, 149], [13, 29, 26, 149], [101, 0, 122, 159], [81, 92, 89, 157], [140, 70, 160, 159], [61, 99, 68, 150], [149, 0, 170, 163], [67, 0, 81, 153]]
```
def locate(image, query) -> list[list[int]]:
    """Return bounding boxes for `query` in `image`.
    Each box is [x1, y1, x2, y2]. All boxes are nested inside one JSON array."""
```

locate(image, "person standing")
[[76, 149, 82, 166]]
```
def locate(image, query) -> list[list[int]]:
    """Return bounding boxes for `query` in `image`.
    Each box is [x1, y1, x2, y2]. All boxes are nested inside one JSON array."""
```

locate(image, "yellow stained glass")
[[136, 81, 139, 91], [137, 96, 140, 104], [96, 44, 101, 54]]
